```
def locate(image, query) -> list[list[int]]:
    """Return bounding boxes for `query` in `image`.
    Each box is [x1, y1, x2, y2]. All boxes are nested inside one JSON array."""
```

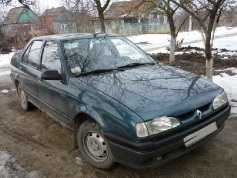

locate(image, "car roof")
[[33, 33, 121, 41]]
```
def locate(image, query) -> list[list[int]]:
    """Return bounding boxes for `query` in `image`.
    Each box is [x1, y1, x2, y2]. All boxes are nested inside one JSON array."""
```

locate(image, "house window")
[[61, 24, 69, 30]]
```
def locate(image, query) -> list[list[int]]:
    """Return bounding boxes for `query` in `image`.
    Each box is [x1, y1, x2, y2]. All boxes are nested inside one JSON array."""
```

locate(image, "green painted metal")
[[17, 7, 37, 23], [92, 22, 170, 36]]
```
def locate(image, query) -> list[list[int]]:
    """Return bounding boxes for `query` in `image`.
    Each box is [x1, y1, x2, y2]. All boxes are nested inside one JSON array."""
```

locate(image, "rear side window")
[[41, 41, 61, 71], [23, 41, 43, 68]]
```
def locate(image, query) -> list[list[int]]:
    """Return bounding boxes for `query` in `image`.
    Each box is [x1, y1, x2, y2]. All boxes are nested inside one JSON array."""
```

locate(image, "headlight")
[[136, 117, 180, 138], [213, 92, 228, 110]]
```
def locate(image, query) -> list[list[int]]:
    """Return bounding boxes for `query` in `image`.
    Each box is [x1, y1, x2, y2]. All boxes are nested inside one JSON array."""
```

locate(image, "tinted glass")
[[23, 41, 43, 67], [41, 41, 61, 71], [63, 36, 154, 75]]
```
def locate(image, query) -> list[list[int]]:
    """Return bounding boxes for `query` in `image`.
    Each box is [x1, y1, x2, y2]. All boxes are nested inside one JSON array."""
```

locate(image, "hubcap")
[[83, 131, 108, 162]]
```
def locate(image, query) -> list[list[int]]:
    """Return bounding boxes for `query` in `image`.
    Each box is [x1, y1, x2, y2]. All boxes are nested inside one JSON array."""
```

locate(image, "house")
[[1, 6, 38, 38], [40, 6, 81, 34], [54, 11, 77, 33], [90, 0, 169, 35], [40, 6, 67, 33]]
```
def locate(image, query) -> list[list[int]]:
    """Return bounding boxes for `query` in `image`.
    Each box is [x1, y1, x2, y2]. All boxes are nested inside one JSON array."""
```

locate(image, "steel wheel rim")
[[83, 131, 108, 162]]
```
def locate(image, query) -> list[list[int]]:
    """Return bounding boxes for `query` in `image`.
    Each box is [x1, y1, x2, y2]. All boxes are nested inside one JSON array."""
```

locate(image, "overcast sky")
[[38, 0, 61, 9], [0, 0, 62, 16], [1, 0, 126, 17]]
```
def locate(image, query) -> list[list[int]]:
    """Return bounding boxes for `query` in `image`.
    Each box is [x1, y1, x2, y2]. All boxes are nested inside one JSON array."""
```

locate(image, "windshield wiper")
[[117, 62, 155, 69], [76, 69, 117, 77]]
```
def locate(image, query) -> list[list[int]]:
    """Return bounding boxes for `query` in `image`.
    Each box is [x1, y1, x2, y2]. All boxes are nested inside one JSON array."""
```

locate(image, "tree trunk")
[[206, 58, 213, 81], [188, 16, 192, 31], [98, 11, 106, 33], [205, 23, 214, 81], [167, 14, 176, 63], [205, 39, 213, 81], [170, 35, 176, 63]]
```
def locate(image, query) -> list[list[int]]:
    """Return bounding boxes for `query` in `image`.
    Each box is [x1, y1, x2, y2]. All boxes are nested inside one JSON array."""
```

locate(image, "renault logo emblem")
[[197, 110, 202, 119]]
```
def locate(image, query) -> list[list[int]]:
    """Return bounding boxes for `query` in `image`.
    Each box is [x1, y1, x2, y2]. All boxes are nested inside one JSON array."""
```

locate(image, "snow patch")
[[0, 52, 14, 67], [216, 67, 237, 75], [0, 151, 42, 178], [0, 89, 16, 94], [0, 70, 10, 77], [213, 68, 237, 114], [0, 90, 9, 94], [0, 52, 14, 77], [75, 157, 84, 166], [128, 26, 237, 53]]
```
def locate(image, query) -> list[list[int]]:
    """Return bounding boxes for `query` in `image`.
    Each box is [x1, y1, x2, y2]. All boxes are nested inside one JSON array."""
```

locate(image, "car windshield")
[[63, 36, 155, 76]]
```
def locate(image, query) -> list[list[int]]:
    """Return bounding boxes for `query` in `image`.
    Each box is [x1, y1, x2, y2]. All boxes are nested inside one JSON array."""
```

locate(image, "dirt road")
[[0, 74, 237, 178]]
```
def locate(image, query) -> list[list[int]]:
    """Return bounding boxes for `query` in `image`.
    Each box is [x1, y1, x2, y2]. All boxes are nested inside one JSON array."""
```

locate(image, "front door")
[[37, 41, 70, 125]]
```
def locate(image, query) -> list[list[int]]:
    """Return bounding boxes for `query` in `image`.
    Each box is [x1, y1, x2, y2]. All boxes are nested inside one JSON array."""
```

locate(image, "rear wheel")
[[17, 85, 32, 111], [77, 120, 115, 169]]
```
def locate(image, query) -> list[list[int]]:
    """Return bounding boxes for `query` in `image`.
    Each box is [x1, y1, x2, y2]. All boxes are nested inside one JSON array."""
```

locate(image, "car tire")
[[77, 120, 115, 169], [17, 85, 33, 111]]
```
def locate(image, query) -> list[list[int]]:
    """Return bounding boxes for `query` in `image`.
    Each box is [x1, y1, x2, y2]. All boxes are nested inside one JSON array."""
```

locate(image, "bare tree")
[[63, 0, 94, 33], [94, 0, 111, 33], [62, 0, 111, 33], [0, 0, 35, 7], [0, 4, 7, 23], [170, 0, 229, 81], [31, 0, 43, 15], [139, 0, 189, 63]]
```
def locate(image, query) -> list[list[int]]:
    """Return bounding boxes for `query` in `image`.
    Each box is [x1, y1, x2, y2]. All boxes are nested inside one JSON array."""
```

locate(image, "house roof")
[[42, 6, 67, 16], [3, 6, 25, 24], [105, 0, 156, 18], [54, 11, 76, 22]]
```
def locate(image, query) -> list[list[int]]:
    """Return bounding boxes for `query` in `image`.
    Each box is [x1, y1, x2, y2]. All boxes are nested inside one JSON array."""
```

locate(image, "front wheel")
[[77, 120, 115, 169]]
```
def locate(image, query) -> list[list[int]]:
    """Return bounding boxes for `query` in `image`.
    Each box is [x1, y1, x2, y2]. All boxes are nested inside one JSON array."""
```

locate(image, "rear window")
[[23, 41, 43, 68]]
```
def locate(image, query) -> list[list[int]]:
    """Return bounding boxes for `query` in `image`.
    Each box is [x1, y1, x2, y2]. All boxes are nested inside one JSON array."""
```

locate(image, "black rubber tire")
[[17, 85, 33, 111], [77, 120, 115, 169]]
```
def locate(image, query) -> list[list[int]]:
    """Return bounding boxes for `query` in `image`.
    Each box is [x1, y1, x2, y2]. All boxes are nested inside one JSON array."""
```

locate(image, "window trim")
[[22, 42, 32, 63]]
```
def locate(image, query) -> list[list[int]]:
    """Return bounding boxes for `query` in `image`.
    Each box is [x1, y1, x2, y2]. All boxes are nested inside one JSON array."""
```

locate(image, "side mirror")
[[41, 70, 62, 80]]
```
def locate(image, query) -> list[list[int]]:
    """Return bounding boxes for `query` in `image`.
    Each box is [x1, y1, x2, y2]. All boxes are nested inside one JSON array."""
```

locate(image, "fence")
[[1, 22, 170, 45], [55, 22, 170, 36]]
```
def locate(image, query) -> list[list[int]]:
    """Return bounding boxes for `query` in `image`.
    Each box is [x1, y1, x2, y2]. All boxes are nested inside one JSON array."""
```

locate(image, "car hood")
[[79, 64, 222, 121]]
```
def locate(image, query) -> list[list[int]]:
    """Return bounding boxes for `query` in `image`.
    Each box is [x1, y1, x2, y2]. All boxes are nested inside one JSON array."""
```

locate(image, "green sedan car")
[[10, 33, 230, 169]]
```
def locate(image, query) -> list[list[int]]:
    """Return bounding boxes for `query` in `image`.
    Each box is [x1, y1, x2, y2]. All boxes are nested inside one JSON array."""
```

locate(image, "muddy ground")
[[0, 53, 237, 178]]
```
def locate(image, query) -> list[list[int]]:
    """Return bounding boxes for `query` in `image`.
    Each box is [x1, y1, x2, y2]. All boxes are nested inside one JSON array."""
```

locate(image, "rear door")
[[37, 41, 70, 124], [19, 40, 44, 97]]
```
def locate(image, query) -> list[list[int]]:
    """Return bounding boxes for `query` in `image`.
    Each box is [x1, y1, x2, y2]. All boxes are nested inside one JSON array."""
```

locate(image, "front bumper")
[[105, 104, 231, 169]]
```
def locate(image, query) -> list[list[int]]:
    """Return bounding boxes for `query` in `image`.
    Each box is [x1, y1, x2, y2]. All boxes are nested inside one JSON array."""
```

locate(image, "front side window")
[[63, 36, 154, 76], [41, 41, 61, 72], [23, 40, 43, 67]]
